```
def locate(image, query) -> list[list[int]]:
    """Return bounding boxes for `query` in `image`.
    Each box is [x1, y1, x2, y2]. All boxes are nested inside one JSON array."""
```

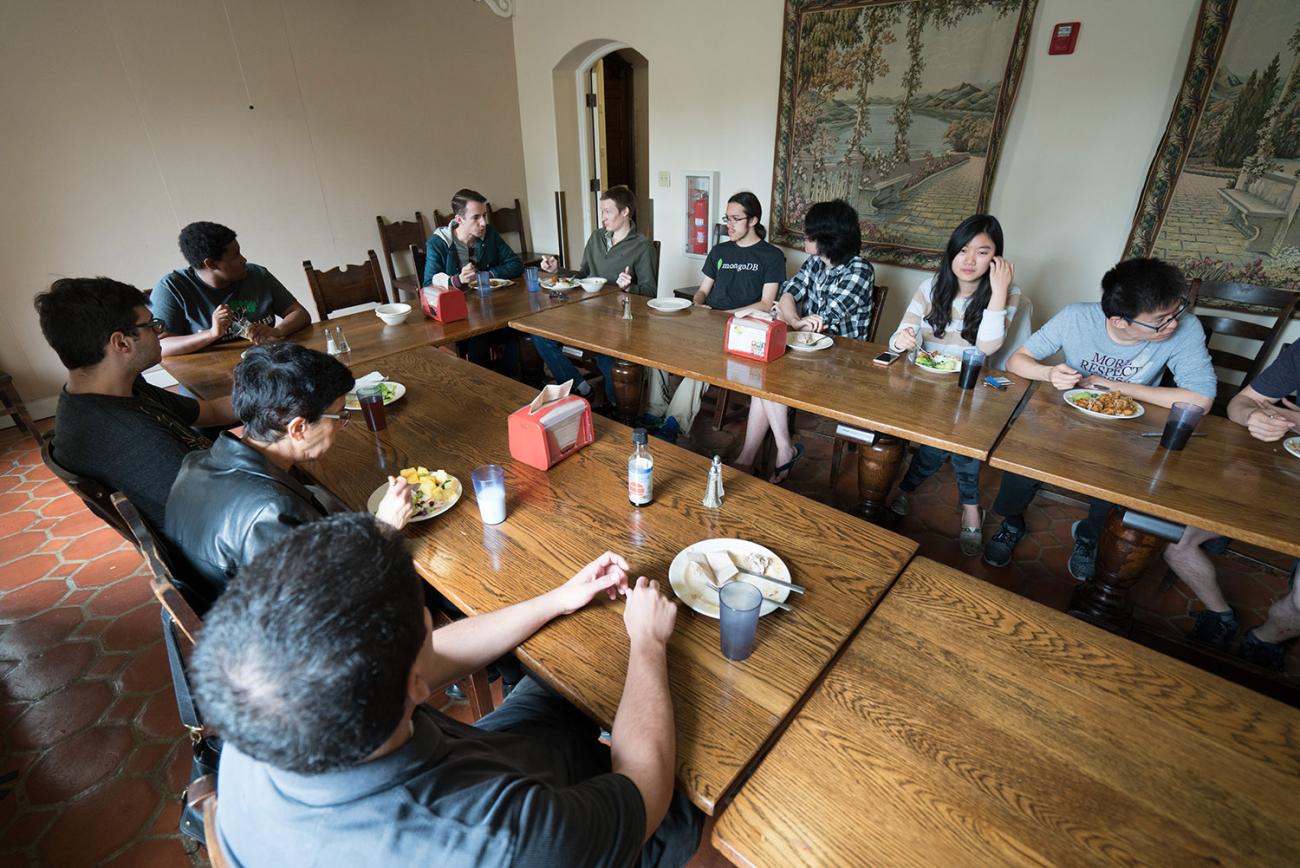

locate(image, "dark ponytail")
[[728, 191, 766, 240]]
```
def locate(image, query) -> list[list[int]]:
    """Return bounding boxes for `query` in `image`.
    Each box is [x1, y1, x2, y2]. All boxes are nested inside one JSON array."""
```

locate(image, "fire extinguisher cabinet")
[[684, 171, 719, 260]]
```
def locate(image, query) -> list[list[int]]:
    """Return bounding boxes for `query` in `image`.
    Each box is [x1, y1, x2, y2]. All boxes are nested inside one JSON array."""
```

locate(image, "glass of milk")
[[470, 464, 507, 525]]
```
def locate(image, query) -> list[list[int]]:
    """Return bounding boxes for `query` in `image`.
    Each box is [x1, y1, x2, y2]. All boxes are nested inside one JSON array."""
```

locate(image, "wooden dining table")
[[509, 293, 1030, 515], [990, 384, 1300, 632], [160, 282, 615, 400], [301, 346, 918, 815], [712, 556, 1300, 867]]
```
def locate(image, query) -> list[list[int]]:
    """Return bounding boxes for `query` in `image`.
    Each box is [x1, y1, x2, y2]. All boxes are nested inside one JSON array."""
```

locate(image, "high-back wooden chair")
[[185, 776, 230, 867], [39, 432, 132, 543], [1188, 279, 1298, 415], [302, 251, 388, 321], [433, 208, 453, 228], [488, 198, 544, 267], [409, 244, 427, 291], [375, 213, 427, 299], [1, 370, 37, 439], [112, 492, 211, 630]]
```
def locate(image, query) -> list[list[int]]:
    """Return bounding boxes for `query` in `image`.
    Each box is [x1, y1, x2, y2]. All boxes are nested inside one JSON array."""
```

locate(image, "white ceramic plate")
[[367, 473, 461, 523], [911, 349, 960, 374], [1063, 389, 1145, 420], [1284, 436, 1300, 459], [668, 538, 791, 619], [648, 297, 691, 312], [541, 277, 578, 291], [488, 278, 511, 289], [786, 333, 832, 352], [345, 382, 406, 411]]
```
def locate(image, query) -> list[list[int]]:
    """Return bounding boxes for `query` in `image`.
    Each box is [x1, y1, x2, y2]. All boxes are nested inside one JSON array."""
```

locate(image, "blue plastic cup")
[[525, 266, 540, 293], [476, 272, 492, 294], [719, 582, 763, 661]]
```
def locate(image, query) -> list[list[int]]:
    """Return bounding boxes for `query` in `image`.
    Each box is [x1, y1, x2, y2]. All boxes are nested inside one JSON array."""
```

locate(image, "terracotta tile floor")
[[0, 394, 1293, 865]]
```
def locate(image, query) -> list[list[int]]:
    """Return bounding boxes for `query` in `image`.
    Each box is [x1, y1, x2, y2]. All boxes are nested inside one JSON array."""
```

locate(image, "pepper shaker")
[[622, 295, 633, 321], [703, 455, 723, 508], [712, 455, 725, 500]]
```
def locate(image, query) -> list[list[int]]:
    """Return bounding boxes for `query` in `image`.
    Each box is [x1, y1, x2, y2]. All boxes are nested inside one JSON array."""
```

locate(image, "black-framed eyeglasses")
[[721, 214, 751, 225], [1124, 297, 1188, 332], [124, 317, 165, 336], [319, 408, 352, 427]]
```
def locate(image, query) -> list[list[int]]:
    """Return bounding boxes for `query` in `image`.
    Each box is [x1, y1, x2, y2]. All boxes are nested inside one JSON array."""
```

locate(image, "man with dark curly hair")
[[152, 221, 310, 357]]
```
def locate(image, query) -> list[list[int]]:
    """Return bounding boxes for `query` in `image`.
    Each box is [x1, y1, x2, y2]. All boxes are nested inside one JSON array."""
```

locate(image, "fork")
[[704, 578, 793, 613]]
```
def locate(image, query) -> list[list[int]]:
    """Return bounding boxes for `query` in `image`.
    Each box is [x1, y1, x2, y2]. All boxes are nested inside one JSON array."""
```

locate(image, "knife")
[[737, 571, 806, 594]]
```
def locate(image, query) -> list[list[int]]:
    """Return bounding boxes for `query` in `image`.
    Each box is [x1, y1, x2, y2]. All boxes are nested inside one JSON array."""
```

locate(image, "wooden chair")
[[302, 251, 388, 321], [433, 208, 453, 228], [554, 191, 570, 270], [112, 491, 213, 628], [487, 198, 545, 268], [1, 371, 37, 438], [185, 776, 231, 867], [375, 213, 427, 300], [1188, 279, 1298, 415], [409, 244, 427, 291], [38, 432, 132, 543]]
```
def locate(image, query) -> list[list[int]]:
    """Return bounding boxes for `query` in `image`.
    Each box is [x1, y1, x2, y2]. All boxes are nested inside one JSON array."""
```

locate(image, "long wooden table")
[[713, 557, 1300, 866], [301, 347, 917, 814], [509, 293, 1030, 514], [161, 283, 614, 400], [990, 384, 1300, 631]]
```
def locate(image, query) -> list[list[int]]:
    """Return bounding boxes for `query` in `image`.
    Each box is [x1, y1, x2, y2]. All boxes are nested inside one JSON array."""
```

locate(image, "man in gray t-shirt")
[[193, 515, 702, 868], [152, 221, 310, 357], [983, 258, 1215, 580]]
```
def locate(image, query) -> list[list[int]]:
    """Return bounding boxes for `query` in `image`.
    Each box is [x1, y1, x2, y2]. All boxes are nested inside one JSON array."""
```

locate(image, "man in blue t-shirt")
[[193, 514, 702, 868], [152, 222, 310, 357], [1163, 339, 1300, 668], [983, 258, 1216, 580]]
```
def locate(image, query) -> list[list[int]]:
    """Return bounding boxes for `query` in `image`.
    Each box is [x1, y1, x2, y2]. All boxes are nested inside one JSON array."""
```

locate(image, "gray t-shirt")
[[701, 240, 786, 310], [151, 264, 297, 343], [216, 704, 646, 868], [1022, 302, 1216, 397], [52, 378, 207, 531]]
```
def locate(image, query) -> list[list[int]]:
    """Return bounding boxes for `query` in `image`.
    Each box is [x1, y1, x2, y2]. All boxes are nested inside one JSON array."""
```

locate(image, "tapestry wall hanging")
[[1126, 0, 1300, 300], [769, 0, 1038, 268]]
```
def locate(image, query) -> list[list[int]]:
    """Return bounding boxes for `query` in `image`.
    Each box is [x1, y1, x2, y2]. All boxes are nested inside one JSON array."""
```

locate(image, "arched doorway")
[[551, 42, 649, 266]]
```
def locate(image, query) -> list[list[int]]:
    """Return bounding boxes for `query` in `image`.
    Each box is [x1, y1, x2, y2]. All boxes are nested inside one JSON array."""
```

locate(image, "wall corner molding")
[[476, 0, 514, 18]]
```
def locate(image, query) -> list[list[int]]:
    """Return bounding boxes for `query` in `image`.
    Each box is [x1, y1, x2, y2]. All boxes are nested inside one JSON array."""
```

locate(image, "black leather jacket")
[[165, 432, 324, 598]]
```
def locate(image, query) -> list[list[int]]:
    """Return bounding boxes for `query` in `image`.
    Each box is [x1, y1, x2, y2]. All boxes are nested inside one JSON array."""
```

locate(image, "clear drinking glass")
[[719, 581, 762, 661], [470, 464, 507, 525], [334, 326, 351, 354], [1159, 402, 1205, 451]]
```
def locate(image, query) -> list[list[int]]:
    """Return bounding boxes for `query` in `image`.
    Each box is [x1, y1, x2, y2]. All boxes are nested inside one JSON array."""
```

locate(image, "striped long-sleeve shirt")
[[888, 276, 1021, 356]]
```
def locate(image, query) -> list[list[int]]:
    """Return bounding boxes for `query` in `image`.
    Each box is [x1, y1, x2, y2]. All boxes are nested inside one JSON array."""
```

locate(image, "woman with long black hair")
[[886, 213, 1020, 555]]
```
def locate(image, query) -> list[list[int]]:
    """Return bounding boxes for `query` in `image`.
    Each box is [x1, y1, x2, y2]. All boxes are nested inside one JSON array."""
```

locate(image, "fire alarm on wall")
[[1049, 21, 1080, 55]]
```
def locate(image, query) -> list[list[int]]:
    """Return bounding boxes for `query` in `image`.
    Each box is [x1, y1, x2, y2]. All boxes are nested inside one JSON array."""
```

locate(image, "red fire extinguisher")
[[690, 193, 709, 255]]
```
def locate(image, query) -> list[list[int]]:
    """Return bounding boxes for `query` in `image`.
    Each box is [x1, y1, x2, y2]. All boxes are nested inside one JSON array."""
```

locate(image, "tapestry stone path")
[[1152, 171, 1253, 263], [876, 156, 987, 250]]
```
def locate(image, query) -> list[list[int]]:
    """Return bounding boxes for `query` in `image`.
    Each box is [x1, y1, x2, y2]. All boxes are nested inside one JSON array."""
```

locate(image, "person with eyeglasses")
[[644, 192, 786, 436], [165, 342, 413, 603], [983, 257, 1215, 579], [34, 277, 238, 540]]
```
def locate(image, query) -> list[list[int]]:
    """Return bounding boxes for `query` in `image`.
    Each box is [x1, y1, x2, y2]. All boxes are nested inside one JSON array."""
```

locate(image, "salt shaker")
[[621, 295, 633, 321], [325, 326, 339, 355], [335, 325, 351, 354], [703, 455, 723, 508]]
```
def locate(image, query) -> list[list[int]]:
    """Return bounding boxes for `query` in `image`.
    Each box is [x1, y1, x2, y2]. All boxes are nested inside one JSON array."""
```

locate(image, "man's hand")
[[893, 326, 918, 352], [616, 266, 633, 290], [1050, 364, 1083, 390], [246, 322, 279, 344], [539, 255, 558, 273], [208, 304, 232, 340], [623, 576, 677, 648], [550, 551, 630, 615], [375, 477, 414, 529], [458, 262, 478, 286], [1246, 408, 1293, 441]]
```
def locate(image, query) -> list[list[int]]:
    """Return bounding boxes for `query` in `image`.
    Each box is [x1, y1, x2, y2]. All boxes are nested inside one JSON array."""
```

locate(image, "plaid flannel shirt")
[[782, 255, 875, 340]]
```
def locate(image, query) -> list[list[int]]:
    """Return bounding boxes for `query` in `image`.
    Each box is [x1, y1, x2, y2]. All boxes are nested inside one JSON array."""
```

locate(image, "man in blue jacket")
[[424, 189, 523, 375]]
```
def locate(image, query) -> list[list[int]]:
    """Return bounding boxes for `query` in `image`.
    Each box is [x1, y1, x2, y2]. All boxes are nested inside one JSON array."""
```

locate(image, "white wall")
[[0, 0, 527, 416], [512, 0, 1297, 352]]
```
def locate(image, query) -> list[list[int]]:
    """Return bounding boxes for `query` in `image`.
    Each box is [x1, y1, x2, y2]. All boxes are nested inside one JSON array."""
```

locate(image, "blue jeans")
[[476, 677, 704, 868], [898, 444, 982, 506], [530, 336, 617, 405], [993, 472, 1112, 544]]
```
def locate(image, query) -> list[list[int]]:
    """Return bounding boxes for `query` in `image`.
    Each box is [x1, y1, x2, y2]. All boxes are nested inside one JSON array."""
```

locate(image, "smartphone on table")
[[873, 351, 900, 366]]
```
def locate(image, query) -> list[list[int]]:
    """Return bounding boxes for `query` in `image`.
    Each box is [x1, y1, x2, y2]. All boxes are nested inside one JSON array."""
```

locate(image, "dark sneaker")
[[1067, 520, 1096, 582], [1188, 608, 1238, 650], [983, 520, 1026, 567], [1239, 629, 1287, 670], [888, 492, 912, 517]]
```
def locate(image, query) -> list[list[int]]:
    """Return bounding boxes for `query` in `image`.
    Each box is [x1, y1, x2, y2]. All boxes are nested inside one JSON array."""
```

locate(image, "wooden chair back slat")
[[111, 491, 210, 632], [302, 251, 388, 321], [409, 244, 427, 290], [375, 213, 427, 291], [555, 191, 569, 271], [867, 283, 889, 344], [39, 432, 132, 542], [433, 208, 453, 228]]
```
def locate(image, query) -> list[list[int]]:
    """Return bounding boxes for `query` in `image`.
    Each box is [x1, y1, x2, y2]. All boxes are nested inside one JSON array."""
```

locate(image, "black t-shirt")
[[53, 378, 208, 531], [701, 240, 786, 310], [1252, 340, 1299, 400]]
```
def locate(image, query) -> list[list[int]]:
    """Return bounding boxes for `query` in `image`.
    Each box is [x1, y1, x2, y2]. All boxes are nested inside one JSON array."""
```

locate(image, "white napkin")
[[732, 308, 774, 321], [528, 380, 572, 413], [353, 371, 385, 389]]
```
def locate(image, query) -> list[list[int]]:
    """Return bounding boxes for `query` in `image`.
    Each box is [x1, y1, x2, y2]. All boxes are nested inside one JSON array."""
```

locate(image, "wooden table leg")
[[855, 435, 903, 520], [612, 360, 643, 425], [1068, 508, 1160, 634], [517, 335, 544, 387]]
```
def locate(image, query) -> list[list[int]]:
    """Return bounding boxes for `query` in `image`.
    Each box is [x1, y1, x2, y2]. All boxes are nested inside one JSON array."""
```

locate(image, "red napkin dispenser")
[[421, 286, 468, 323], [508, 392, 594, 471], [724, 315, 787, 362]]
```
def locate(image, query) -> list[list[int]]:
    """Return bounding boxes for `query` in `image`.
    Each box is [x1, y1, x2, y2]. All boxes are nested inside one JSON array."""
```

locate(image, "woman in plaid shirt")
[[733, 200, 875, 483]]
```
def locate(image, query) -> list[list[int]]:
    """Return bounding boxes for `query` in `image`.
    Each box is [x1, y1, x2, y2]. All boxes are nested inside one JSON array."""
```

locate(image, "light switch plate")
[[658, 171, 671, 187]]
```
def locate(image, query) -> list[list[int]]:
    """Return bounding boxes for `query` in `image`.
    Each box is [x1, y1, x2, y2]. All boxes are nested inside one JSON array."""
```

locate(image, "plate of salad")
[[345, 381, 406, 410], [911, 348, 960, 374]]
